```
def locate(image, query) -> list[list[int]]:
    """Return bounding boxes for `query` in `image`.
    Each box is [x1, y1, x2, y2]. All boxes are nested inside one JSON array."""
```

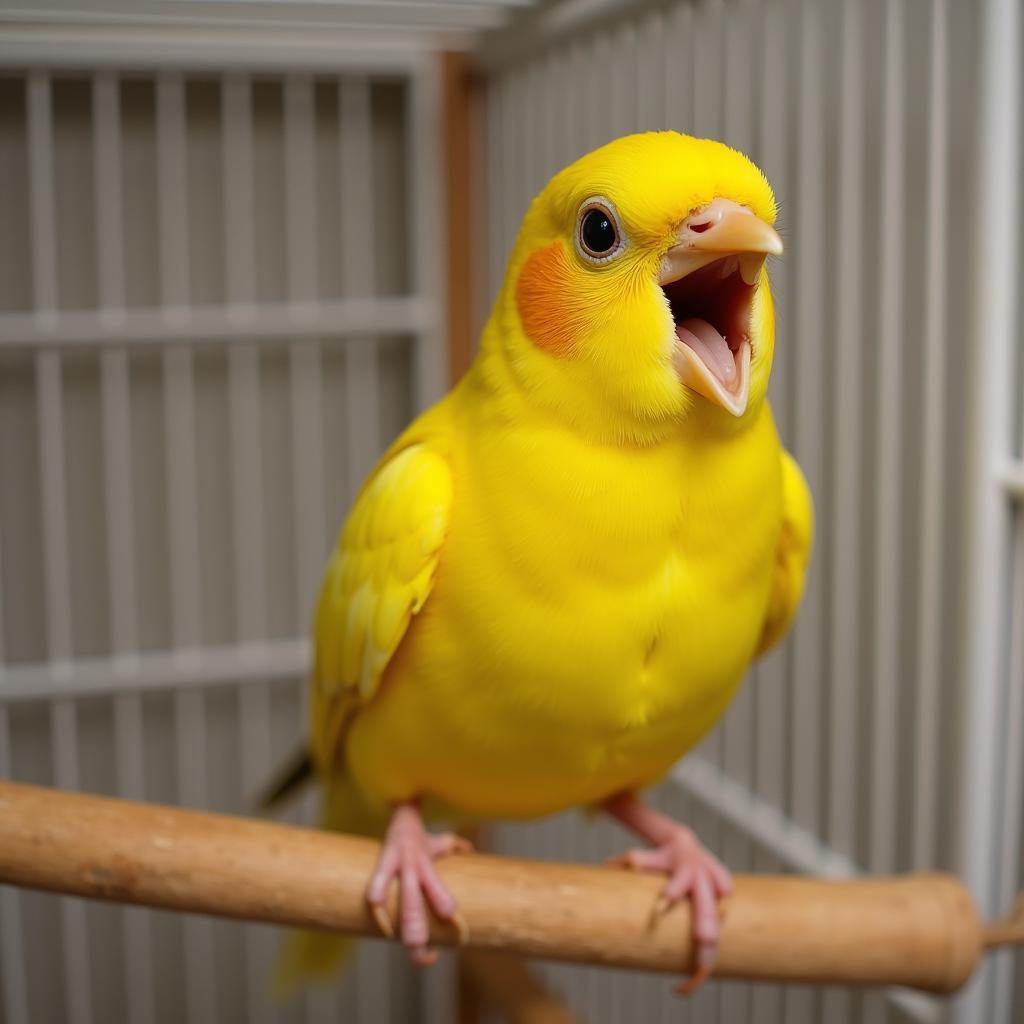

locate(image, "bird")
[[270, 130, 813, 995]]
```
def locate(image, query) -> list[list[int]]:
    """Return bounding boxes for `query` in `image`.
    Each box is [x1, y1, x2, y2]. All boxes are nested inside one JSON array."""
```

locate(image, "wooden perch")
[[0, 781, 1020, 995]]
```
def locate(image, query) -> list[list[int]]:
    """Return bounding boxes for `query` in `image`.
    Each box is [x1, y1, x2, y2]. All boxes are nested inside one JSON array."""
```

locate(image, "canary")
[[274, 131, 813, 993]]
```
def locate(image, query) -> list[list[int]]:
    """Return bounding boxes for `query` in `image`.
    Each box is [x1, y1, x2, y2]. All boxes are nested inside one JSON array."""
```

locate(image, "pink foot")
[[604, 791, 732, 994], [365, 801, 472, 966]]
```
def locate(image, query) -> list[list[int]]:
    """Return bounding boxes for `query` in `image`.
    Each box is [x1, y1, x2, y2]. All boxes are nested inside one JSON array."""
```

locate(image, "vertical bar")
[[911, 0, 948, 873], [339, 80, 381, 495], [869, 0, 905, 878], [486, 79, 504, 312], [995, 511, 1024, 1022], [955, 0, 1021, 1016], [663, 2, 694, 134], [94, 70, 156, 1024], [608, 19, 636, 138], [821, 4, 862, 1019], [0, 545, 29, 1024], [221, 71, 274, 1024], [637, 6, 665, 132], [408, 57, 447, 413], [284, 75, 327, 612], [28, 68, 94, 1024], [156, 71, 217, 1024], [827, 0, 864, 867]]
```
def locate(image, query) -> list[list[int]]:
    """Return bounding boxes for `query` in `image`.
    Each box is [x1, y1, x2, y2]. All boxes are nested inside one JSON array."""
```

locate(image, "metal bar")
[[284, 75, 328, 615], [0, 639, 309, 703], [408, 55, 447, 411], [636, 5, 664, 132], [94, 68, 157, 1024], [827, 0, 864, 869], [911, 0, 949, 873], [221, 70, 274, 1024], [155, 70, 216, 1024], [994, 509, 1024, 1021], [0, 536, 29, 1024], [485, 78, 503, 313], [339, 78, 382, 496], [663, 1, 693, 134], [28, 68, 94, 1024], [869, 0, 905, 878], [954, 0, 1021, 1019], [0, 25, 453, 74], [0, 296, 429, 349]]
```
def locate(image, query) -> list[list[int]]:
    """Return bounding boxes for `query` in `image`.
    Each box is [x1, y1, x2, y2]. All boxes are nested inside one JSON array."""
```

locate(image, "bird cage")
[[0, 2, 1021, 1023]]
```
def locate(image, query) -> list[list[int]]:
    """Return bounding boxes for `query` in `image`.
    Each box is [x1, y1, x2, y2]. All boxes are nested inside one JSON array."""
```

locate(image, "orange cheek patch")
[[515, 241, 584, 358]]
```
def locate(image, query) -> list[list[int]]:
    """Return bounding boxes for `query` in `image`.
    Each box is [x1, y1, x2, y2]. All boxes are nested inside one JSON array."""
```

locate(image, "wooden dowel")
[[0, 781, 1008, 994]]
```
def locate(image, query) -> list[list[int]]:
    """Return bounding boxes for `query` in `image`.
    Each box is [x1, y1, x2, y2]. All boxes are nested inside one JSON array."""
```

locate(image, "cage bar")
[[911, 0, 949, 874], [868, 0, 905, 879], [93, 67, 157, 1024], [155, 70, 218, 1023], [339, 78, 382, 497]]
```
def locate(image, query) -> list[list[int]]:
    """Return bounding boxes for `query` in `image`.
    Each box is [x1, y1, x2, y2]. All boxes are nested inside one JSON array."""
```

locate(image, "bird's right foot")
[[366, 801, 472, 966]]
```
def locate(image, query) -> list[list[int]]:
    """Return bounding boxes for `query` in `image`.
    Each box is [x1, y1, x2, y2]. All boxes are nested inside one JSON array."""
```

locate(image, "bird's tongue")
[[676, 318, 737, 386]]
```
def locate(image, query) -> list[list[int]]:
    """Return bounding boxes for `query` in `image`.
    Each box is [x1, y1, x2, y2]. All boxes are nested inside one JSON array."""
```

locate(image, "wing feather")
[[310, 444, 452, 768], [757, 449, 813, 656]]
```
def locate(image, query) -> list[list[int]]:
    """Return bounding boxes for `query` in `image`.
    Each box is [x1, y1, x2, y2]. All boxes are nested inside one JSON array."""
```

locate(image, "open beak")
[[659, 198, 782, 417]]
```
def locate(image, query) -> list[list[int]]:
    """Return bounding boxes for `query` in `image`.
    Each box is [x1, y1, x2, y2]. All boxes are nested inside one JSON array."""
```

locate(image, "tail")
[[272, 769, 388, 999], [255, 745, 314, 814]]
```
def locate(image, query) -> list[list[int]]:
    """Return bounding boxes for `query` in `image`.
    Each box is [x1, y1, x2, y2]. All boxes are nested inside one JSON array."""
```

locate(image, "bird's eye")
[[576, 199, 624, 263]]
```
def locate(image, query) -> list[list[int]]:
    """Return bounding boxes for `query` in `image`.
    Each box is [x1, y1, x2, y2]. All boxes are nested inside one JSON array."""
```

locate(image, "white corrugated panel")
[[0, 64, 437, 1024]]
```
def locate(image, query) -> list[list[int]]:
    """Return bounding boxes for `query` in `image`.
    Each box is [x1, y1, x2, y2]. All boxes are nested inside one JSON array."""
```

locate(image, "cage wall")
[[0, 53, 449, 1024]]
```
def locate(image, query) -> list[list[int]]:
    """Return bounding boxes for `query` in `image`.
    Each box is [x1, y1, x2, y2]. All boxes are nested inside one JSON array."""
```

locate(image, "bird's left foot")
[[604, 792, 732, 994]]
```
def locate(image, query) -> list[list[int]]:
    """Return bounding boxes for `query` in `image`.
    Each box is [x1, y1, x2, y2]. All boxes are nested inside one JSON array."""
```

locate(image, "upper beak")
[[659, 198, 783, 286]]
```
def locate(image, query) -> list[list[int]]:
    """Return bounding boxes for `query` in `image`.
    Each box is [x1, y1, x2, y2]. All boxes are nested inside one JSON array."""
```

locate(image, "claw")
[[451, 909, 470, 946], [369, 899, 394, 939]]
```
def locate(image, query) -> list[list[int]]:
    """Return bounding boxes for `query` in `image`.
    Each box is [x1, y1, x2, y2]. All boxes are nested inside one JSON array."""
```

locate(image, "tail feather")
[[272, 770, 388, 998], [256, 746, 314, 814], [274, 930, 356, 999]]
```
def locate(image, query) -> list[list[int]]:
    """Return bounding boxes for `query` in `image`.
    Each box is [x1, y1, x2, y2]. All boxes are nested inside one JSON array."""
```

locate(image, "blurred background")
[[0, 1, 1021, 1022]]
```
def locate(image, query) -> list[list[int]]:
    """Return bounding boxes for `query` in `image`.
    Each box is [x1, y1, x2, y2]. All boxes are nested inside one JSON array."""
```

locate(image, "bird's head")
[[491, 132, 782, 444]]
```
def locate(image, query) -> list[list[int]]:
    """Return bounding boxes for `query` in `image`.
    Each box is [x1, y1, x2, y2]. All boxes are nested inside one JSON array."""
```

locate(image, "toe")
[[661, 861, 694, 904], [607, 847, 670, 872], [417, 854, 458, 922], [399, 863, 431, 955], [706, 856, 733, 896], [690, 870, 720, 950], [366, 844, 400, 906], [426, 832, 473, 857]]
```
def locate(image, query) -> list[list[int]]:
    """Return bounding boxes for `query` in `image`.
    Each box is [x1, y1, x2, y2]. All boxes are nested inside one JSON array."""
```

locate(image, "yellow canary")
[[275, 131, 813, 994]]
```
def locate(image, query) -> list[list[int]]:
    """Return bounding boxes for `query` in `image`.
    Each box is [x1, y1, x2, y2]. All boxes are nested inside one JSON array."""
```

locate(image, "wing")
[[309, 443, 452, 770], [756, 449, 813, 656]]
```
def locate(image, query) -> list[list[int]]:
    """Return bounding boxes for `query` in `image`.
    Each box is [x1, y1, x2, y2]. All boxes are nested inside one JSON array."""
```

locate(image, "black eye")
[[579, 206, 620, 259]]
